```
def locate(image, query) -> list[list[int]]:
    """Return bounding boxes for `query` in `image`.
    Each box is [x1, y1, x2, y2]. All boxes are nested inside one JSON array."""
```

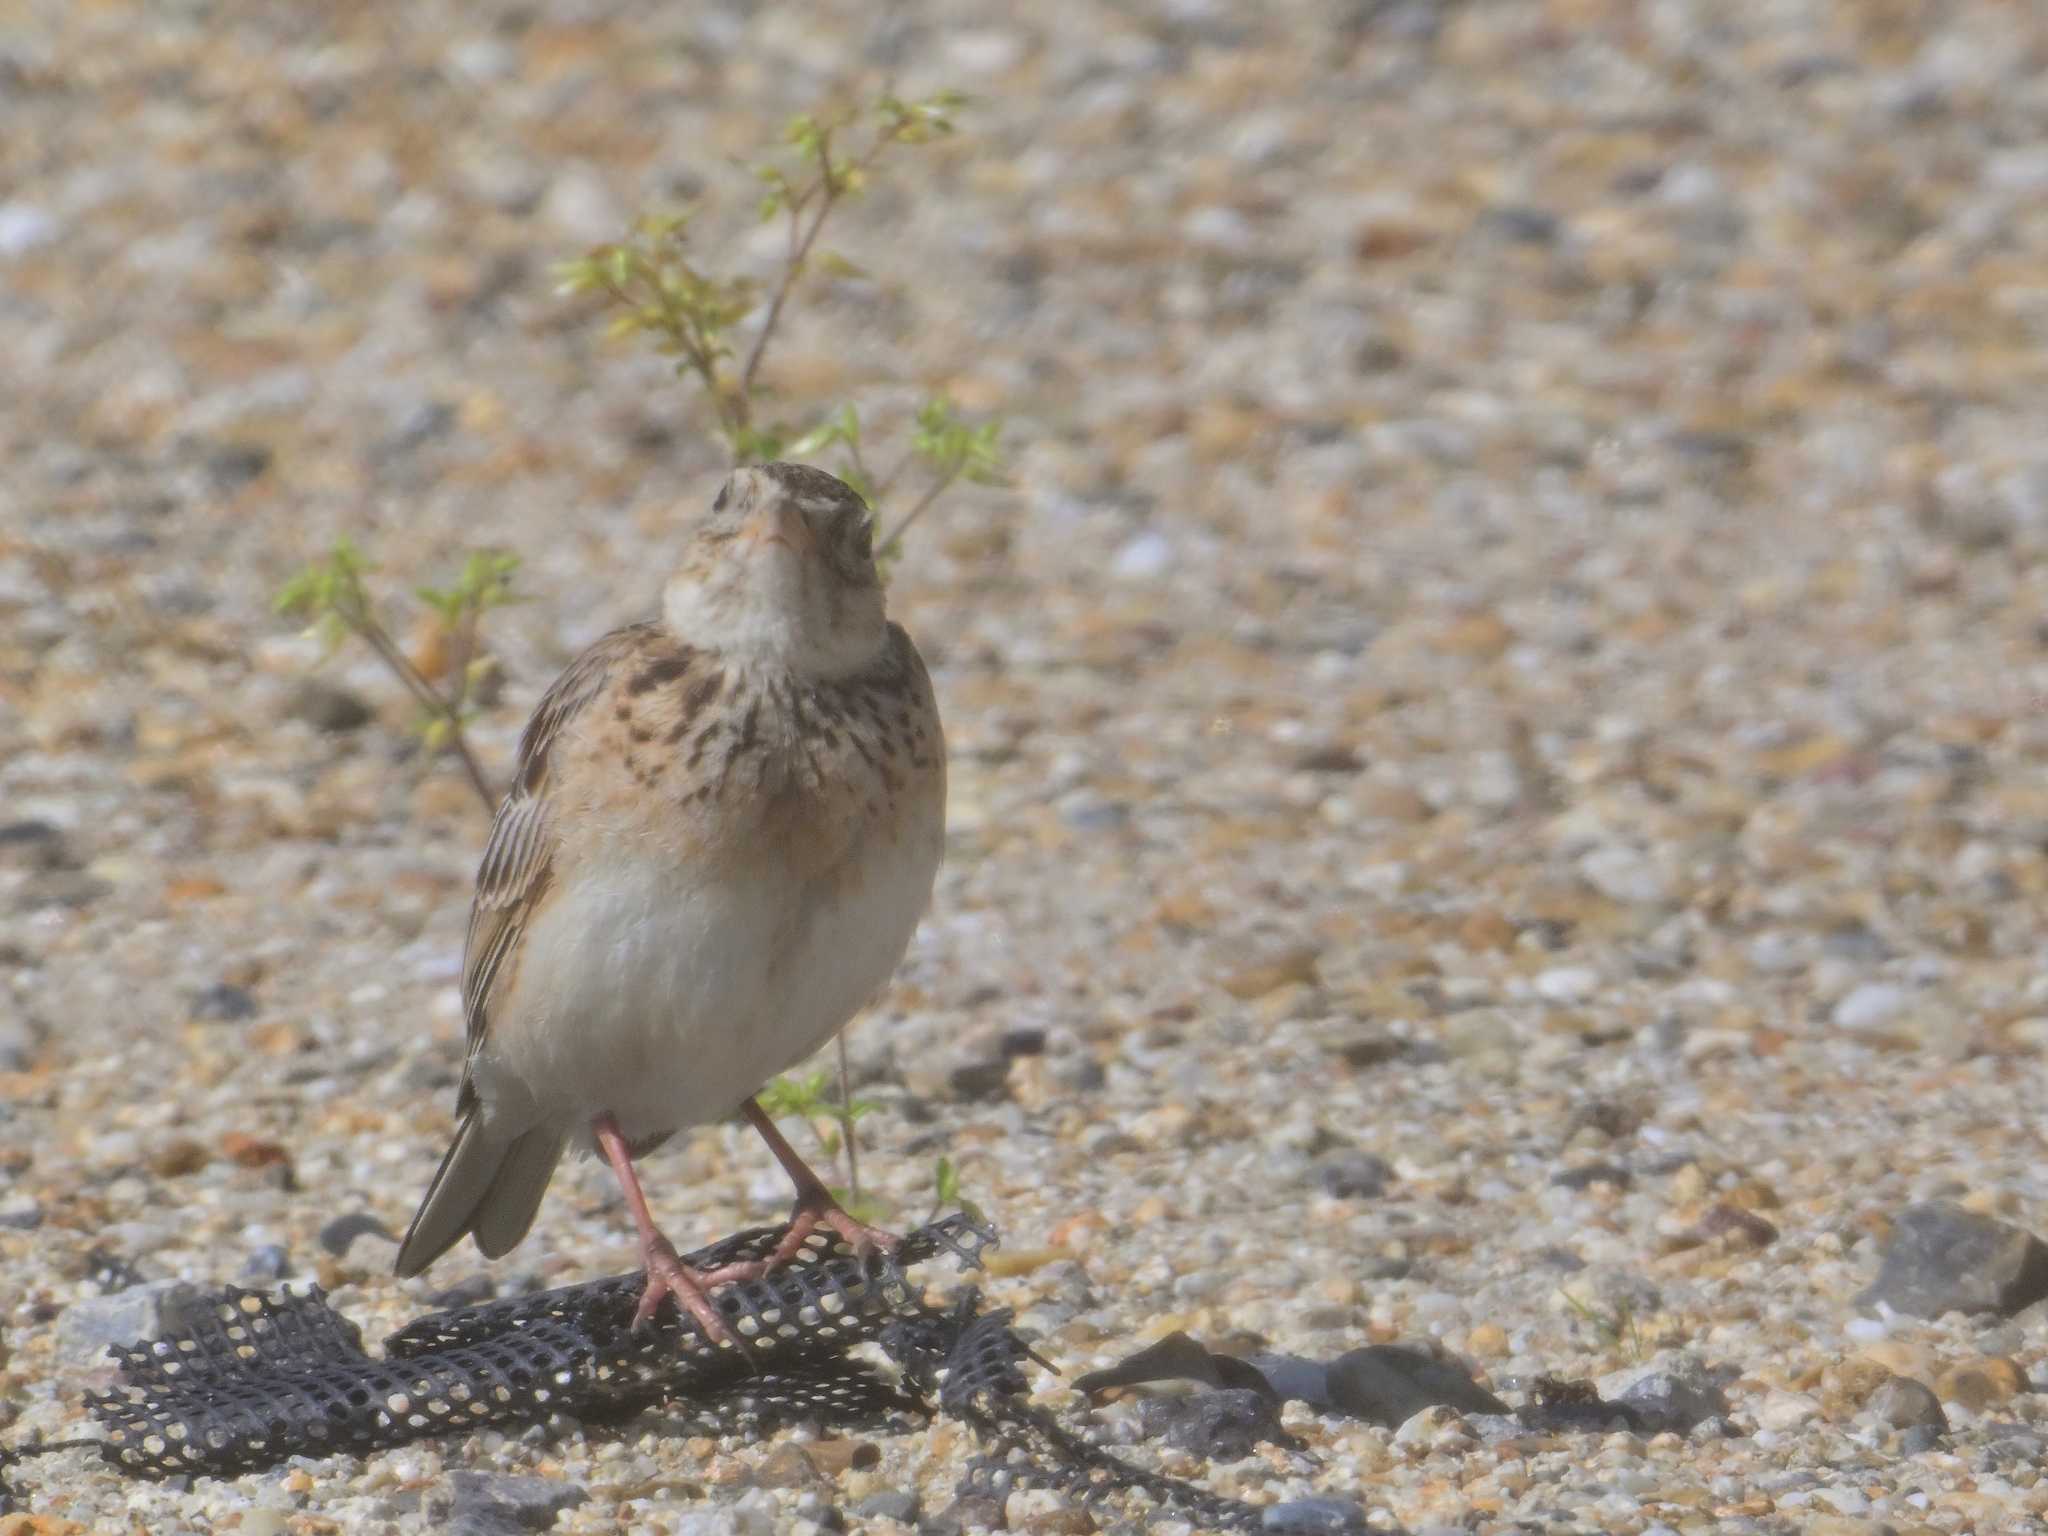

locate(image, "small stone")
[[1533, 966, 1598, 1003], [1552, 1163, 1632, 1191], [56, 1281, 202, 1368], [1860, 1201, 2048, 1318], [851, 1490, 920, 1524], [796, 1438, 877, 1476], [1391, 1403, 1476, 1454], [442, 1471, 587, 1534], [1111, 531, 1174, 579], [1292, 742, 1364, 774], [19, 869, 109, 910], [1933, 1355, 2029, 1410], [1605, 1357, 1728, 1433], [750, 1443, 828, 1489], [947, 1058, 1012, 1101], [0, 1014, 42, 1071], [1148, 1387, 1287, 1460], [241, 1245, 291, 1281], [1312, 1150, 1391, 1199], [1013, 1506, 1096, 1535], [0, 820, 70, 870], [287, 679, 374, 734], [237, 1511, 292, 1536], [1833, 982, 1909, 1031], [0, 1198, 42, 1230], [1328, 1344, 1505, 1427], [1220, 947, 1321, 1000], [1464, 1323, 1508, 1357], [923, 1496, 1005, 1536], [191, 983, 258, 1022], [1261, 1498, 1370, 1534], [1869, 1375, 1948, 1433], [1578, 844, 1668, 905], [1754, 1390, 1821, 1431]]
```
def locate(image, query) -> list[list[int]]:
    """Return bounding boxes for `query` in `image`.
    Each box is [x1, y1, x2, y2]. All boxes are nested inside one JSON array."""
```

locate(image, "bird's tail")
[[393, 1112, 567, 1277]]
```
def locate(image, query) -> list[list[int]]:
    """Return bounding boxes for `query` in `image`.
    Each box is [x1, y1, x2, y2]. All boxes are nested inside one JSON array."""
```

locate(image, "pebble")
[[190, 983, 258, 1022], [1868, 1376, 1948, 1433], [1832, 983, 1910, 1031], [1261, 1497, 1370, 1534], [1754, 1391, 1823, 1432], [1533, 967, 1599, 1004], [1860, 1201, 2048, 1318], [56, 1281, 201, 1368], [286, 679, 374, 733], [440, 1471, 588, 1533]]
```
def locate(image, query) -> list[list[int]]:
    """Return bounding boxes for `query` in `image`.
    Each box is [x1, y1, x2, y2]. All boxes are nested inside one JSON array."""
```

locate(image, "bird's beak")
[[741, 497, 815, 559]]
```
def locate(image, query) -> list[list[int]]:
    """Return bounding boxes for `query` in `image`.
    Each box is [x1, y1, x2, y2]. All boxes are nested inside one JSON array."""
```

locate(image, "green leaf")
[[788, 402, 861, 457], [813, 250, 869, 281]]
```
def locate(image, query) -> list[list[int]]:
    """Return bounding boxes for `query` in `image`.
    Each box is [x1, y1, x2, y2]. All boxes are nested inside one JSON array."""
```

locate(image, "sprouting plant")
[[756, 1069, 890, 1224], [1559, 1287, 1645, 1363], [274, 540, 519, 808], [553, 87, 1006, 562], [928, 1154, 985, 1226]]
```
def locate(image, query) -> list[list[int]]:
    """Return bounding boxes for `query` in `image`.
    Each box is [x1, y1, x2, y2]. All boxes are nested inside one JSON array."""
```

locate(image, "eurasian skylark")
[[394, 462, 946, 1340]]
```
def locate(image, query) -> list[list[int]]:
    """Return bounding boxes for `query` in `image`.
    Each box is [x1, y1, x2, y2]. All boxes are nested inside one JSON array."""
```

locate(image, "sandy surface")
[[3, 1, 2048, 1531]]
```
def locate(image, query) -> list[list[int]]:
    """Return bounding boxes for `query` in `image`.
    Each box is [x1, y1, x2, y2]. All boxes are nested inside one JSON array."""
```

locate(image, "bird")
[[393, 461, 947, 1343]]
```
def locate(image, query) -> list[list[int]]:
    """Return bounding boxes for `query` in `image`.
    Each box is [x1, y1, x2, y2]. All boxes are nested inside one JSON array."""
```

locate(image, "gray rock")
[[1870, 1375, 1947, 1433], [442, 1471, 587, 1534], [191, 982, 258, 1022], [19, 869, 110, 910], [242, 1244, 292, 1281], [1834, 982, 1909, 1031], [1141, 1386, 1289, 1460], [0, 820, 72, 870], [946, 1058, 1012, 1101], [0, 1198, 42, 1230], [1860, 1201, 2048, 1318], [287, 678, 374, 733], [57, 1280, 204, 1367], [1607, 1356, 1729, 1433], [853, 1489, 921, 1524], [0, 1015, 44, 1072], [1327, 1344, 1506, 1427], [1312, 1150, 1391, 1199], [1261, 1497, 1370, 1533], [920, 1495, 1004, 1535], [1899, 1423, 1945, 1455]]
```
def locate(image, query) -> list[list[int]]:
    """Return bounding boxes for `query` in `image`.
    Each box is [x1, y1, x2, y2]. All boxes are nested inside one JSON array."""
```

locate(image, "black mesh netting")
[[1, 1217, 1349, 1532]]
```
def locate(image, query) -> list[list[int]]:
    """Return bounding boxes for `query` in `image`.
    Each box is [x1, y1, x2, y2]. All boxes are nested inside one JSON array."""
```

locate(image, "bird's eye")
[[712, 483, 731, 514]]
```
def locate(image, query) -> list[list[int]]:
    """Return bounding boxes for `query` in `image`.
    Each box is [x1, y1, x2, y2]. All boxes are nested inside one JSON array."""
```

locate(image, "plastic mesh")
[[0, 1216, 1317, 1531]]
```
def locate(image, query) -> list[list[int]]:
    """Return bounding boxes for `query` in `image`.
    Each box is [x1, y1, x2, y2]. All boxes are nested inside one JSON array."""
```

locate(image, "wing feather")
[[455, 623, 660, 1096]]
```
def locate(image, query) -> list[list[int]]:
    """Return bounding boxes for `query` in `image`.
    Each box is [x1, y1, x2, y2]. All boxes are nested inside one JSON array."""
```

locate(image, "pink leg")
[[592, 1112, 740, 1344], [740, 1097, 903, 1267]]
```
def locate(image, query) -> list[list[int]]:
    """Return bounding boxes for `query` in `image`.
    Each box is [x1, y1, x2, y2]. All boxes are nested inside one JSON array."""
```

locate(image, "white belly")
[[473, 823, 938, 1147]]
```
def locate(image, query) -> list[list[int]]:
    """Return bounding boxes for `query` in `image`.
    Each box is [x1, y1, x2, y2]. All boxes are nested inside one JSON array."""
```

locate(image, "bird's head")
[[662, 462, 888, 677]]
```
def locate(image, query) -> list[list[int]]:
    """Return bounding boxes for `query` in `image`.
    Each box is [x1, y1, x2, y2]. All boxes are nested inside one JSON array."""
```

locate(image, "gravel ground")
[[5, 1, 2048, 1532]]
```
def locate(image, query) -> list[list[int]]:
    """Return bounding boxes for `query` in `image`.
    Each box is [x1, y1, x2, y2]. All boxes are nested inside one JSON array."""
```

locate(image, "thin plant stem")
[[876, 467, 961, 562]]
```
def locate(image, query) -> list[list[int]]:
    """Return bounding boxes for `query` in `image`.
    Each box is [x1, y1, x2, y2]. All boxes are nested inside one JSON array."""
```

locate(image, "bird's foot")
[[633, 1236, 741, 1345], [770, 1184, 903, 1269]]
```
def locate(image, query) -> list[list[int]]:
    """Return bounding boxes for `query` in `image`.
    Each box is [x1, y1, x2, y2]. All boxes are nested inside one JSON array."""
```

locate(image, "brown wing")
[[454, 622, 660, 1105]]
